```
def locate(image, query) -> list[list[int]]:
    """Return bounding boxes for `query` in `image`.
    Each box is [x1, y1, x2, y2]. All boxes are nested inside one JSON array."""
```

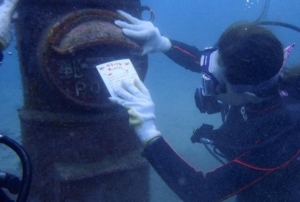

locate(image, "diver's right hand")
[[109, 79, 161, 146], [115, 10, 171, 56]]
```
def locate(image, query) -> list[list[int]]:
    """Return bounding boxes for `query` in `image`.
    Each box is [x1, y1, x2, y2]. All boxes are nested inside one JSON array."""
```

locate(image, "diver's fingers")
[[115, 20, 133, 30], [133, 79, 151, 98], [117, 10, 141, 25], [121, 80, 144, 98], [115, 86, 134, 101], [115, 20, 146, 32], [109, 96, 126, 106], [122, 29, 151, 41]]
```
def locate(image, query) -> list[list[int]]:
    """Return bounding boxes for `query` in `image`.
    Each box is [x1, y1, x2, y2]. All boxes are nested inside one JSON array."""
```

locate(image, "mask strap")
[[200, 48, 217, 72], [231, 73, 279, 94]]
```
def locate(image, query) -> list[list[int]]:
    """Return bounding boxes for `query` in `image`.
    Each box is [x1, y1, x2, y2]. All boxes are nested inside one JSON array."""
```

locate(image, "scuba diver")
[[109, 7, 300, 202], [0, 0, 32, 202]]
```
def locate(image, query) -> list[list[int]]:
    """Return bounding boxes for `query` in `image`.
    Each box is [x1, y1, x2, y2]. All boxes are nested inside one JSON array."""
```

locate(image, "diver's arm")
[[143, 136, 283, 202], [110, 80, 267, 201], [164, 39, 203, 73], [142, 137, 207, 202]]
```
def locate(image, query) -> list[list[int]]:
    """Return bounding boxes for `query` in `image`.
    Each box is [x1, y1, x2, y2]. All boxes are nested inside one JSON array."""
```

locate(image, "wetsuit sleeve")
[[164, 39, 203, 73], [142, 137, 283, 202]]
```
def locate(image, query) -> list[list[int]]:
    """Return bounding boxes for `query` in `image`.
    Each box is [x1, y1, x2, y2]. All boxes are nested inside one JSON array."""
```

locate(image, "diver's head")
[[196, 22, 284, 111], [217, 22, 284, 98]]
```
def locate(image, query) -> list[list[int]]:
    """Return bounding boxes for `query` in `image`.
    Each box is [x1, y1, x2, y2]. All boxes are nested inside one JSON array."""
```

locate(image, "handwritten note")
[[96, 59, 140, 97]]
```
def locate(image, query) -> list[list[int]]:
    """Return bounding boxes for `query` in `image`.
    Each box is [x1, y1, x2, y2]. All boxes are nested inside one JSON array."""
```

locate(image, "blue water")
[[1, 0, 300, 201]]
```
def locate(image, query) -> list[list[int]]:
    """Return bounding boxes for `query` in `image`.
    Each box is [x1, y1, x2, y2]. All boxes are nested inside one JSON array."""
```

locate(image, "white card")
[[96, 59, 140, 97]]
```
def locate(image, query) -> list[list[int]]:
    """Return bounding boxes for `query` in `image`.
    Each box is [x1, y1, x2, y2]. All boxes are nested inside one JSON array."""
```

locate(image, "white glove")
[[109, 79, 161, 145], [115, 10, 171, 56], [0, 0, 18, 50]]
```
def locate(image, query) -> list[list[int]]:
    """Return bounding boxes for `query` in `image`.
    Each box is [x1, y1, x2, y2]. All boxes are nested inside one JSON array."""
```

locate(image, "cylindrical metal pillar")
[[15, 0, 149, 201]]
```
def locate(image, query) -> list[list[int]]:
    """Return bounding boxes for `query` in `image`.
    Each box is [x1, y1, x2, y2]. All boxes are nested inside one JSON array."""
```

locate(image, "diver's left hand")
[[109, 79, 161, 145], [115, 10, 171, 56]]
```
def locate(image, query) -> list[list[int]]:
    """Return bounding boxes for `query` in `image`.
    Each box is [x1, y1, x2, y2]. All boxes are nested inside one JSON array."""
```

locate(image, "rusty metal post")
[[15, 0, 150, 201]]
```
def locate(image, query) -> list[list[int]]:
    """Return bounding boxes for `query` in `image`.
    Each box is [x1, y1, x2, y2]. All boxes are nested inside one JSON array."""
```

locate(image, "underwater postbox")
[[39, 9, 148, 109]]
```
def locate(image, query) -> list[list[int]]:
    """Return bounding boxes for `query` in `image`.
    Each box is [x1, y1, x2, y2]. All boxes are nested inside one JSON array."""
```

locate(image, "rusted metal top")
[[48, 9, 142, 55]]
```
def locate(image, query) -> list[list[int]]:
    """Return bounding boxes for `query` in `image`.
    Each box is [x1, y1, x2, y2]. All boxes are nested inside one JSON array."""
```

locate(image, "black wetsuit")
[[142, 40, 300, 202]]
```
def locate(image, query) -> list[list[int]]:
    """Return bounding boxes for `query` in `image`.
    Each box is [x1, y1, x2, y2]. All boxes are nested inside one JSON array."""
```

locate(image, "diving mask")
[[198, 48, 227, 96], [195, 48, 227, 114]]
